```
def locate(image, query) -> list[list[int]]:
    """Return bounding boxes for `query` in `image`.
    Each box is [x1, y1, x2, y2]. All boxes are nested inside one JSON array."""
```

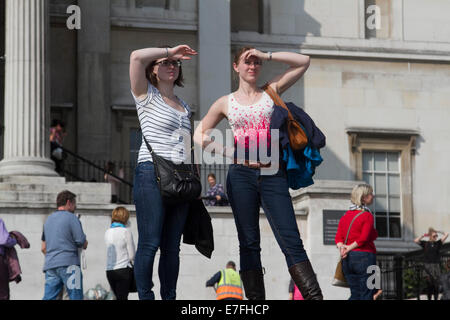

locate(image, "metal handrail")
[[61, 146, 133, 187], [377, 248, 450, 300], [402, 242, 450, 259], [61, 168, 86, 182]]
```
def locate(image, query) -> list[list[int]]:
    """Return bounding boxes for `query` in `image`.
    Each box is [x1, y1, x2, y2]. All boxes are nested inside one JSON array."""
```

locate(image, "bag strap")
[[143, 135, 158, 164], [344, 210, 365, 245], [143, 128, 195, 165], [143, 135, 155, 156], [262, 84, 295, 120]]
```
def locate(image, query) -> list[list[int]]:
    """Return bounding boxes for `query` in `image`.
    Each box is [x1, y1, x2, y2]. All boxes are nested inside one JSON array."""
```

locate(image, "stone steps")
[[0, 176, 112, 204]]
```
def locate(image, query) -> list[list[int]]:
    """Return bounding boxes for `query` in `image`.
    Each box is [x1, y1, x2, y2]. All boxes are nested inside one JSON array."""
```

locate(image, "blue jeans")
[[342, 251, 377, 300], [133, 161, 189, 300], [43, 265, 83, 300], [226, 164, 308, 272]]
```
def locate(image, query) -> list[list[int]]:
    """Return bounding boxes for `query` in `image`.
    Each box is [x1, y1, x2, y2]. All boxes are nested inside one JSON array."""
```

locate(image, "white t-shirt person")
[[104, 224, 135, 271]]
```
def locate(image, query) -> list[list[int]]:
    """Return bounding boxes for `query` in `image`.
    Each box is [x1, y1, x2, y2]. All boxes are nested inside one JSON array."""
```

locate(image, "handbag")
[[332, 210, 365, 287], [263, 84, 308, 150], [143, 135, 202, 206], [333, 260, 347, 288]]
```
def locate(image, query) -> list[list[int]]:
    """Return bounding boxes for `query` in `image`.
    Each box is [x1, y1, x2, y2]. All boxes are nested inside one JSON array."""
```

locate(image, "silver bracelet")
[[267, 51, 272, 61], [165, 47, 169, 58]]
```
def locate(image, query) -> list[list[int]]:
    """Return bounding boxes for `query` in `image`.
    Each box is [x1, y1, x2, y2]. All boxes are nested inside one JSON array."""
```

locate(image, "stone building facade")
[[0, 0, 449, 300]]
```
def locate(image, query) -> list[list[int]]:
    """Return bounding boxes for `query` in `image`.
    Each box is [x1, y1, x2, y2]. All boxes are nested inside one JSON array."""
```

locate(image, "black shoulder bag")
[[143, 134, 202, 206]]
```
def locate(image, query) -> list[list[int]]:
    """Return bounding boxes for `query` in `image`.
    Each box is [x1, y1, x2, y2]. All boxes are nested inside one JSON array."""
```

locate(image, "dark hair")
[[145, 46, 184, 88], [226, 261, 236, 269], [233, 46, 255, 66], [56, 190, 76, 208], [105, 161, 115, 174], [207, 173, 216, 180], [51, 119, 65, 128]]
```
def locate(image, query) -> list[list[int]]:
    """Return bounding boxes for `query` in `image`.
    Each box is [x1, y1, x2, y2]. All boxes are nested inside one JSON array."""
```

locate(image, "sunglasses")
[[155, 60, 182, 67], [244, 60, 263, 66]]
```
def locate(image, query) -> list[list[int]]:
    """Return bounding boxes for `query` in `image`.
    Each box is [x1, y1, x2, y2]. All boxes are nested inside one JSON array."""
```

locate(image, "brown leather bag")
[[263, 84, 308, 150], [333, 259, 347, 288]]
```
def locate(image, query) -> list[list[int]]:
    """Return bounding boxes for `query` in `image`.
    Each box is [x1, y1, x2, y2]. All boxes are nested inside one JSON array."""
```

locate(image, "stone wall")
[[3, 0, 450, 300], [1, 204, 308, 300]]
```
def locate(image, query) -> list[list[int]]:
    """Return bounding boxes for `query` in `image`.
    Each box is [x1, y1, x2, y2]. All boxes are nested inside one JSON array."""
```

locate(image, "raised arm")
[[439, 231, 449, 243], [129, 45, 197, 98], [414, 233, 426, 244], [242, 49, 310, 95], [129, 47, 168, 98]]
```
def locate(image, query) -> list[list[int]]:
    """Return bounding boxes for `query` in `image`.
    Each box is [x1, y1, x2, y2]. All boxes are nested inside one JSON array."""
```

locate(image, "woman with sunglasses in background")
[[415, 227, 449, 300], [194, 47, 323, 300], [129, 45, 197, 300]]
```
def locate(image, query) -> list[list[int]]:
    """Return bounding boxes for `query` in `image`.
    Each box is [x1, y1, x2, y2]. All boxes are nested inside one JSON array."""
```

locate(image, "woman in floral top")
[[194, 47, 322, 300]]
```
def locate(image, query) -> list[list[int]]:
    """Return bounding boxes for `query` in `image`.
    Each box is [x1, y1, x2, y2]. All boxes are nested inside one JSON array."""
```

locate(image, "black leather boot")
[[240, 268, 266, 300], [289, 260, 323, 300]]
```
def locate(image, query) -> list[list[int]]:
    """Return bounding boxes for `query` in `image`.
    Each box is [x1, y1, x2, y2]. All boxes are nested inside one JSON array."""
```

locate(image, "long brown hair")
[[145, 46, 184, 87]]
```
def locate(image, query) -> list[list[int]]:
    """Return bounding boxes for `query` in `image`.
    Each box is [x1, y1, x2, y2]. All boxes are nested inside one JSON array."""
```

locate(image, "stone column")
[[77, 0, 111, 162], [197, 0, 231, 168], [0, 0, 56, 177], [198, 0, 231, 120]]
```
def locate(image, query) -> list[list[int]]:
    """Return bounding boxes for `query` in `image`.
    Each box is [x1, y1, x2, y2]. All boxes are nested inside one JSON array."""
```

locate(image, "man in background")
[[41, 190, 88, 300], [206, 261, 243, 300]]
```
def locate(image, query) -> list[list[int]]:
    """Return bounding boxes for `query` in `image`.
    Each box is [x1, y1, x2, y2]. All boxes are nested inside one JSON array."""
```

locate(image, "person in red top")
[[335, 183, 379, 300]]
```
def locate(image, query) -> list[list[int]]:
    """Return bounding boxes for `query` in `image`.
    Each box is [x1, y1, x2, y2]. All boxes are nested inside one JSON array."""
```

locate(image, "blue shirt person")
[[41, 190, 88, 300]]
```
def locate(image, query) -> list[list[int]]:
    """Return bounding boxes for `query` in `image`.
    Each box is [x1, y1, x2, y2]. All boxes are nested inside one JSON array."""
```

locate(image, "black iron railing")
[[58, 148, 230, 205], [377, 243, 450, 300], [199, 164, 229, 194], [60, 147, 134, 204]]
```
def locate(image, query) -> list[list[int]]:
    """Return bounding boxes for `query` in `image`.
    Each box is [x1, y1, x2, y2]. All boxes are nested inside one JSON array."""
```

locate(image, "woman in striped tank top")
[[194, 47, 323, 300], [129, 44, 197, 300]]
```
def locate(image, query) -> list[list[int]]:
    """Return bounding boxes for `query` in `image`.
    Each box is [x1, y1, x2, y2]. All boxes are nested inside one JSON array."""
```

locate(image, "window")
[[347, 127, 419, 242], [362, 151, 401, 239]]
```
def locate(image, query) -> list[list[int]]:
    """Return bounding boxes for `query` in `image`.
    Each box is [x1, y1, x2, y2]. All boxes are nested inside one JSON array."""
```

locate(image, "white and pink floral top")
[[227, 92, 274, 158]]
